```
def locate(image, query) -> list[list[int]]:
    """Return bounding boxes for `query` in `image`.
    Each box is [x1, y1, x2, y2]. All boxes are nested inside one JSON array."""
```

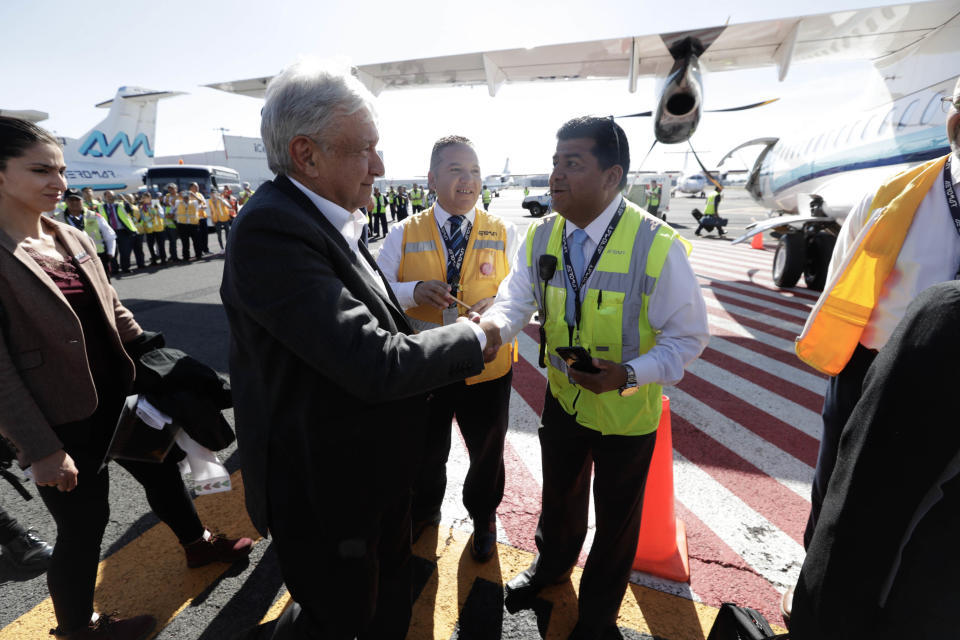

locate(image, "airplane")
[[723, 5, 959, 290], [4, 86, 182, 193], [484, 157, 514, 187]]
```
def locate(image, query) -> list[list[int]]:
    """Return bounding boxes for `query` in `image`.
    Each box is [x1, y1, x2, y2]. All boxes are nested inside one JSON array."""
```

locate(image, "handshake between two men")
[[413, 279, 502, 363]]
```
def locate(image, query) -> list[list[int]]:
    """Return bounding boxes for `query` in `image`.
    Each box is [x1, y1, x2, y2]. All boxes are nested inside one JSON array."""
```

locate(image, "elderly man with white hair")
[[782, 77, 960, 624], [219, 59, 501, 639]]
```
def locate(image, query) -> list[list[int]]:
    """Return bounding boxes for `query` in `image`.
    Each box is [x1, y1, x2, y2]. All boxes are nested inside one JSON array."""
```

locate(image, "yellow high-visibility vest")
[[398, 206, 512, 384], [795, 155, 950, 375]]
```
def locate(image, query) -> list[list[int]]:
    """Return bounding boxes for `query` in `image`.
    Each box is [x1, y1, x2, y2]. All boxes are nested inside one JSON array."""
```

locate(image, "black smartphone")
[[555, 346, 601, 373]]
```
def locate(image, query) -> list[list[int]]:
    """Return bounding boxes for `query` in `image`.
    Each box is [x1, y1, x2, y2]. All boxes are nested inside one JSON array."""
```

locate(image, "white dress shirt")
[[483, 195, 710, 387], [827, 156, 960, 350], [377, 202, 521, 309], [289, 176, 388, 297]]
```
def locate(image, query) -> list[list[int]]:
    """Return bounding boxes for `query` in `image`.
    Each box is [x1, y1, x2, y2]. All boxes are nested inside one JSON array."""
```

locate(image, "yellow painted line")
[[0, 470, 260, 640]]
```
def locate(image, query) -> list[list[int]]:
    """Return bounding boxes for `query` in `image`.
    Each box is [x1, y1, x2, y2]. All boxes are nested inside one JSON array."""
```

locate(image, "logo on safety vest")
[[480, 262, 494, 275]]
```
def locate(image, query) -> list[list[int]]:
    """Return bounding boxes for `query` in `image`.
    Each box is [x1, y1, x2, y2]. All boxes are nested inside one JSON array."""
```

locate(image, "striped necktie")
[[446, 216, 466, 285]]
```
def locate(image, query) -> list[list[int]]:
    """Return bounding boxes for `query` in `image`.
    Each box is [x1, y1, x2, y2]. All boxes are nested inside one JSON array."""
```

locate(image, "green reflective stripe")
[[473, 239, 505, 251], [548, 353, 568, 374], [526, 216, 558, 316], [404, 240, 437, 254], [590, 270, 631, 293]]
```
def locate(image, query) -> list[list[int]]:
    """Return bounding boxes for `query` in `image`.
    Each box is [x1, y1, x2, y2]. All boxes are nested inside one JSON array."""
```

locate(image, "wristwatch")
[[618, 363, 639, 397]]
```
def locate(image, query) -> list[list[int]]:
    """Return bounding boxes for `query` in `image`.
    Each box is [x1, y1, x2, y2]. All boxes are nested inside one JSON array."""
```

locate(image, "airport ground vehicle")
[[144, 165, 241, 197], [522, 192, 552, 217]]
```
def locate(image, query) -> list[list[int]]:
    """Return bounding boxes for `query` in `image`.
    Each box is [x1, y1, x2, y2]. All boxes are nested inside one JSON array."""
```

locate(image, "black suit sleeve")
[[222, 203, 483, 402]]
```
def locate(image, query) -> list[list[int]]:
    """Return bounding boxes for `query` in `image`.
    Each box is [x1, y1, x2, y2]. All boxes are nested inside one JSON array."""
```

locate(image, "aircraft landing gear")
[[772, 228, 837, 291]]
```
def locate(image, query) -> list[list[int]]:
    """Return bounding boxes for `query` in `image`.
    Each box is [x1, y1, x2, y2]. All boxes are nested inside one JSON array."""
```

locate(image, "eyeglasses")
[[941, 95, 960, 114]]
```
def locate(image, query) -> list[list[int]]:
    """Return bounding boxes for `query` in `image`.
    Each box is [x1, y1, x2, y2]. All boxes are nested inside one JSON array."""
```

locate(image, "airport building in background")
[[154, 135, 273, 188]]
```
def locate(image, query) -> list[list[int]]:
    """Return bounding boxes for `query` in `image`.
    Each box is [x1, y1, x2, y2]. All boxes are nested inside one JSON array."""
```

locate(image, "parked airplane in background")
[[3, 86, 182, 192], [484, 157, 514, 187], [726, 5, 958, 290]]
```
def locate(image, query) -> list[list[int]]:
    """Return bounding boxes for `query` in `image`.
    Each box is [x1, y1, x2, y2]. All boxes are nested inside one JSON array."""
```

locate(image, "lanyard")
[[437, 215, 473, 289], [561, 198, 626, 329], [945, 156, 960, 238]]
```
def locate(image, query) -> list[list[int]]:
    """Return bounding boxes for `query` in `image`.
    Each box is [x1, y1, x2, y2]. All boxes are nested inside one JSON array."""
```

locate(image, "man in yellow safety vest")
[[377, 135, 519, 563], [482, 116, 709, 636]]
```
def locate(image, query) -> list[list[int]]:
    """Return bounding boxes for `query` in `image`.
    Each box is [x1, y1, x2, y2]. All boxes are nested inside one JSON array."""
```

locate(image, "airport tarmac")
[[0, 187, 814, 639]]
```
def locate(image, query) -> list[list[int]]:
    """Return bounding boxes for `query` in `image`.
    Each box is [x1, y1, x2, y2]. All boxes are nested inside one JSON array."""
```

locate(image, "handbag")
[[706, 603, 788, 640]]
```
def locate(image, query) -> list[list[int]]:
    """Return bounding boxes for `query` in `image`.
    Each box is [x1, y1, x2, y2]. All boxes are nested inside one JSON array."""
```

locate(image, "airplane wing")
[[730, 214, 839, 244], [0, 109, 49, 123], [205, 2, 958, 99]]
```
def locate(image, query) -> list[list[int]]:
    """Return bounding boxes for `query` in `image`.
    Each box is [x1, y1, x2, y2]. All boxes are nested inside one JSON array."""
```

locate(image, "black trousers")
[[114, 228, 143, 272], [528, 389, 656, 632], [371, 213, 388, 237], [268, 456, 415, 639], [150, 231, 166, 263], [412, 204, 423, 214], [411, 370, 512, 524], [163, 227, 179, 260], [144, 233, 158, 262], [214, 221, 230, 250], [396, 207, 408, 222], [804, 342, 877, 549], [198, 218, 210, 253], [176, 223, 201, 260], [792, 281, 960, 639], [0, 503, 27, 545], [36, 392, 204, 633]]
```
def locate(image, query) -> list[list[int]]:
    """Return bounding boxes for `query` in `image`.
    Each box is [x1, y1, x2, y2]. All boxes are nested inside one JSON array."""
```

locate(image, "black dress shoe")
[[505, 570, 545, 613], [469, 518, 497, 563]]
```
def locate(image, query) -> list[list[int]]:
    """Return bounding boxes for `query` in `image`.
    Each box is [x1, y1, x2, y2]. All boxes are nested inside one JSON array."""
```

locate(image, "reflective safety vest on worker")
[[704, 192, 718, 215], [482, 188, 492, 205], [373, 193, 386, 213], [398, 206, 512, 384], [648, 185, 660, 207], [97, 202, 139, 233], [527, 199, 690, 436], [83, 211, 106, 254], [796, 154, 950, 375], [175, 198, 201, 225]]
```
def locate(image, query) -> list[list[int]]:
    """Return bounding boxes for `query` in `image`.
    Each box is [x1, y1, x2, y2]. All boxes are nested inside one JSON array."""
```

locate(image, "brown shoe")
[[52, 613, 156, 639], [183, 530, 253, 568]]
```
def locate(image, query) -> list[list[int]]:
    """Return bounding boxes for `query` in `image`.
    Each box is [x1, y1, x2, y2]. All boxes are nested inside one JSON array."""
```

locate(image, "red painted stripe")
[[498, 435, 543, 555], [691, 264, 820, 301], [676, 373, 819, 468], [706, 305, 799, 342], [709, 328, 825, 379], [704, 289, 806, 326], [676, 501, 788, 626], [698, 277, 814, 313], [698, 348, 824, 413], [512, 341, 547, 415], [672, 415, 809, 545]]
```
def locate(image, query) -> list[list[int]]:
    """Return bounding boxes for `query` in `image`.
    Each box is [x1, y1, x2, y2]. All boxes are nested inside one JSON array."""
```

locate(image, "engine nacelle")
[[654, 52, 703, 144]]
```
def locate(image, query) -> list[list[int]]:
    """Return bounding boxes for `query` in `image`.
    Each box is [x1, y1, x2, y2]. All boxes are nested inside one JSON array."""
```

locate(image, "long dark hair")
[[0, 116, 61, 171]]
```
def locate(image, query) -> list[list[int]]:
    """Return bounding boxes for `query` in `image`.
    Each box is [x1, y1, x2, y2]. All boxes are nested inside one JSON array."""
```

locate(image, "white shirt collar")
[[564, 194, 624, 244], [288, 176, 367, 245], [432, 202, 477, 230]]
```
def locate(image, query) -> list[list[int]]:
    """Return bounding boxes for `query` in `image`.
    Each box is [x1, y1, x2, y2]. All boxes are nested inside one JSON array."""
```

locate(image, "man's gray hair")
[[261, 58, 377, 176]]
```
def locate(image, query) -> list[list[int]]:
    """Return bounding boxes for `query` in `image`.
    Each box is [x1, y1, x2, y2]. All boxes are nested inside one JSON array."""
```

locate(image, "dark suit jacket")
[[792, 281, 960, 639], [220, 175, 484, 537], [0, 218, 141, 464]]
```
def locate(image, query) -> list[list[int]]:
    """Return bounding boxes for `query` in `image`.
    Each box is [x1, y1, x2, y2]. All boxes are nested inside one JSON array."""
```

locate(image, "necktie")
[[564, 229, 588, 326], [446, 216, 466, 286], [108, 204, 120, 230]]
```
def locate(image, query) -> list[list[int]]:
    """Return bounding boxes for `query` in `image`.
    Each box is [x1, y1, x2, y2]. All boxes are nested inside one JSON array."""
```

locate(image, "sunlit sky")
[[1, 0, 909, 177]]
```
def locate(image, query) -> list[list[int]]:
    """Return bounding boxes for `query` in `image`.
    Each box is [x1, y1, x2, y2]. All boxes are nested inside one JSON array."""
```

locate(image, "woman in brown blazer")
[[0, 117, 252, 640]]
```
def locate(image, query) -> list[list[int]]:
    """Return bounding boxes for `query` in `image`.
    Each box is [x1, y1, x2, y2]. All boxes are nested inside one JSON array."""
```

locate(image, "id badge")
[[442, 305, 460, 326]]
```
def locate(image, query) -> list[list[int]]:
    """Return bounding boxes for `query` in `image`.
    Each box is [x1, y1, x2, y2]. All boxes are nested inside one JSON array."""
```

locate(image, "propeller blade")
[[635, 139, 658, 171], [705, 98, 779, 113], [687, 141, 723, 191], [616, 110, 653, 118]]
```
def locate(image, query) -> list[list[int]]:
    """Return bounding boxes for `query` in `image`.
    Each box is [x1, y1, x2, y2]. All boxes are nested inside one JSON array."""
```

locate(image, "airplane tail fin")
[[66, 86, 184, 166], [502, 157, 510, 175]]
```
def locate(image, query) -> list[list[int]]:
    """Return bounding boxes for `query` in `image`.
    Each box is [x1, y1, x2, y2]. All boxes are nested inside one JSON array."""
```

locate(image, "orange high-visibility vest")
[[398, 206, 512, 384], [795, 155, 950, 375]]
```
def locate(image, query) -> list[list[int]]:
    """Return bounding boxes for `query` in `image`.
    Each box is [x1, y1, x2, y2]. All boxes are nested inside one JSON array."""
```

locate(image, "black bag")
[[706, 603, 788, 640]]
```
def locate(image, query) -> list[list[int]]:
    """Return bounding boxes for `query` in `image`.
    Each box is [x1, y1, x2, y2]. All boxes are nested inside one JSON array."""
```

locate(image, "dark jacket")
[[219, 175, 483, 536]]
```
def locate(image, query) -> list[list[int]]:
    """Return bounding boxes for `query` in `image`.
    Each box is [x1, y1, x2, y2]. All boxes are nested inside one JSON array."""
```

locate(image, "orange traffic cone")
[[750, 232, 764, 250], [632, 395, 690, 583]]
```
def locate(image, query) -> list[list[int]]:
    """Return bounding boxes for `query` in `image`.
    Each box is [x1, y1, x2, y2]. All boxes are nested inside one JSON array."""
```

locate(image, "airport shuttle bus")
[[143, 164, 241, 197]]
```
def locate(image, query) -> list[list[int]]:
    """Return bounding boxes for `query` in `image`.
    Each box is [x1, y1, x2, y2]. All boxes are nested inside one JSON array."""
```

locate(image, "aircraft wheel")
[[803, 231, 837, 291], [773, 232, 805, 288]]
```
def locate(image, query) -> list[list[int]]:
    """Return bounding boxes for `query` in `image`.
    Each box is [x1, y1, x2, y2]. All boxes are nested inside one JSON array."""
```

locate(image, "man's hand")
[[469, 297, 496, 315], [32, 448, 79, 492], [414, 280, 456, 310], [477, 317, 503, 362], [568, 358, 629, 395]]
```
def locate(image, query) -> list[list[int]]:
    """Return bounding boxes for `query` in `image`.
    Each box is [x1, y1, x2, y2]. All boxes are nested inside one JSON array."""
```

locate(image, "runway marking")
[[0, 470, 260, 640]]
